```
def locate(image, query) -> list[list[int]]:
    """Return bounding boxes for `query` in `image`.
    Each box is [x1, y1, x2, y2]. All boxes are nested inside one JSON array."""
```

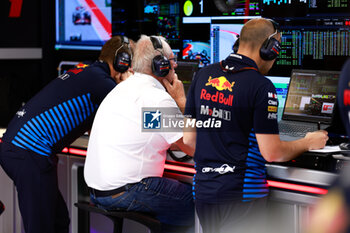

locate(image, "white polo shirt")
[[84, 72, 183, 191]]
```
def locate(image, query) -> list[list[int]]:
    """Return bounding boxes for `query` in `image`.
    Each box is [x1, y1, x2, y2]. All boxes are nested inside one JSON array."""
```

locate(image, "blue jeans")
[[90, 177, 195, 233]]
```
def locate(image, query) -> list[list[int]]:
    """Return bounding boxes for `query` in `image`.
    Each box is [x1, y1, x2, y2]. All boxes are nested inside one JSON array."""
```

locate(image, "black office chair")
[[74, 202, 161, 233]]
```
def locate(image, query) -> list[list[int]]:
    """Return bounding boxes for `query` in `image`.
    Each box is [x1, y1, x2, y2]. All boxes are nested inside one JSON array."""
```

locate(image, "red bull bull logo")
[[76, 63, 89, 69], [206, 76, 235, 92]]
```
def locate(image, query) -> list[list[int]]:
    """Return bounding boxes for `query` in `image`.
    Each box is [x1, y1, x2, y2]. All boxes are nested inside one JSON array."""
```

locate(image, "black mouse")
[[339, 142, 350, 150]]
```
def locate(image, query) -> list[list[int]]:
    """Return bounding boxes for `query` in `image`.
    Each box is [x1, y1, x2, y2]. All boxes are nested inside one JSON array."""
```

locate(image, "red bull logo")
[[67, 63, 89, 74], [200, 89, 234, 106], [206, 76, 235, 92], [76, 63, 89, 69]]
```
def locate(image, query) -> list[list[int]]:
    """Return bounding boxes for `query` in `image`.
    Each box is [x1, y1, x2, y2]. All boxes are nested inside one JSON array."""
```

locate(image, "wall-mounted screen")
[[210, 17, 258, 63], [182, 40, 210, 67], [181, 0, 260, 17], [268, 16, 350, 76], [55, 0, 112, 50]]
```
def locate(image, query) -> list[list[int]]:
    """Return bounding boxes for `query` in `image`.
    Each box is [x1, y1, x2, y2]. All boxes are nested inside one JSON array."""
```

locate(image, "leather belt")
[[89, 183, 136, 198]]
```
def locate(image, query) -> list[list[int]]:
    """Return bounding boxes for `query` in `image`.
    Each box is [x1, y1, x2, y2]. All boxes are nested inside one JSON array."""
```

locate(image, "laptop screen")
[[266, 76, 290, 121], [282, 69, 340, 124]]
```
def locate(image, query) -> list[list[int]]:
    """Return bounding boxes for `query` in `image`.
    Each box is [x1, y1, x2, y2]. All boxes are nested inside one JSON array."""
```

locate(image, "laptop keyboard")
[[279, 121, 317, 137]]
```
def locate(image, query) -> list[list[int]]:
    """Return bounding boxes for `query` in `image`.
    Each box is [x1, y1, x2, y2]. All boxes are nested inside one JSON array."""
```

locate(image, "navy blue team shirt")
[[2, 61, 116, 157], [338, 59, 350, 138], [185, 54, 279, 204]]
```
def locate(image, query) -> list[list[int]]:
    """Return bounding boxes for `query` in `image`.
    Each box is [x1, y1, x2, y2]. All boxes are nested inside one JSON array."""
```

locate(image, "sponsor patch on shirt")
[[268, 106, 278, 112], [268, 92, 277, 99], [205, 76, 235, 92], [200, 105, 231, 121], [202, 164, 235, 174], [200, 89, 234, 106], [268, 112, 277, 119]]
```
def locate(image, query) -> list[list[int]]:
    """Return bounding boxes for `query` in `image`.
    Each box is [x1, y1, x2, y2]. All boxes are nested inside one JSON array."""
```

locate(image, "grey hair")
[[132, 35, 172, 74]]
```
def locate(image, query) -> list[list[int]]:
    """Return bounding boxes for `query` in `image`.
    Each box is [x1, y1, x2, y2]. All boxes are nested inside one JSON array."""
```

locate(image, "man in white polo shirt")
[[84, 35, 195, 233]]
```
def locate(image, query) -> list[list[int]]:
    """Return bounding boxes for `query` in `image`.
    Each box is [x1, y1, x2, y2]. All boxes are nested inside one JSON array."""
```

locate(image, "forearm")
[[273, 138, 310, 162], [256, 132, 327, 163]]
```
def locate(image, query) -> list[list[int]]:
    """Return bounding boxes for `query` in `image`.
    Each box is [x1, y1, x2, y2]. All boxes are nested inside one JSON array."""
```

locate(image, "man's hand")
[[163, 73, 186, 113], [304, 130, 329, 150]]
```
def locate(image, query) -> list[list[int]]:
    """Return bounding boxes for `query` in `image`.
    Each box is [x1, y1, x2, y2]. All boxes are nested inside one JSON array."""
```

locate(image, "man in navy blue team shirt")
[[184, 18, 328, 233], [305, 59, 350, 233], [0, 36, 133, 233]]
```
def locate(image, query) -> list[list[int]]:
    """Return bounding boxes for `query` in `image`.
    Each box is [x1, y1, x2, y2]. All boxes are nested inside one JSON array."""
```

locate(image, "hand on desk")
[[305, 130, 329, 150]]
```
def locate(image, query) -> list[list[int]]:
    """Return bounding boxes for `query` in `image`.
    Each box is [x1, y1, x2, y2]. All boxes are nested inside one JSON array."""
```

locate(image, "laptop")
[[278, 69, 340, 141]]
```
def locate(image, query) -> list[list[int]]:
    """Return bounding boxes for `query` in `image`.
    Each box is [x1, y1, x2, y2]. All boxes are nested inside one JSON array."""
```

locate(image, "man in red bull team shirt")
[[184, 18, 328, 233], [305, 59, 350, 233]]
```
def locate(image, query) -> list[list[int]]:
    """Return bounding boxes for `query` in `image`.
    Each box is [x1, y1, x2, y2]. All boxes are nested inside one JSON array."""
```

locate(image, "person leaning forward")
[[0, 35, 133, 233]]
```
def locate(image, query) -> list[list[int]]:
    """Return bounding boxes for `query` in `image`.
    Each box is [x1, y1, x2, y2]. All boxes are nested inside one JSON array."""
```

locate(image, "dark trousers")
[[196, 197, 268, 233], [91, 176, 195, 233], [0, 142, 70, 233]]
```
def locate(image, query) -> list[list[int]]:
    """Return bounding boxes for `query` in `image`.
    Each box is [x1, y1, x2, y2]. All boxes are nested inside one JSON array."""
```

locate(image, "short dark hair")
[[98, 36, 132, 65]]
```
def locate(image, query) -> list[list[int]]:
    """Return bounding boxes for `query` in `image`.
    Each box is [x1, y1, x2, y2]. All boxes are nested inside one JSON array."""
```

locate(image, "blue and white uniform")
[[3, 61, 115, 155], [185, 54, 279, 233], [0, 61, 116, 233]]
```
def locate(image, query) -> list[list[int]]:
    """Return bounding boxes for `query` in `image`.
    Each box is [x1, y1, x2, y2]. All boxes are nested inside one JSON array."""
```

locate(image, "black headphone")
[[113, 36, 132, 73], [232, 19, 281, 61], [150, 36, 171, 77]]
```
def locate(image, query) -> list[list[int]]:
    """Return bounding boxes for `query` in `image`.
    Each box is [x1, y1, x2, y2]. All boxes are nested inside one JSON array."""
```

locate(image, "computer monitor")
[[266, 76, 290, 121], [182, 40, 210, 67], [282, 69, 340, 123], [143, 0, 181, 49], [265, 16, 350, 76], [210, 17, 259, 63], [55, 0, 112, 50]]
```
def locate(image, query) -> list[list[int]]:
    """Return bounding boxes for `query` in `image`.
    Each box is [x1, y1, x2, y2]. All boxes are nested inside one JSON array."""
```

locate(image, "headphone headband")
[[259, 19, 281, 60], [150, 36, 163, 50], [113, 35, 132, 73], [121, 35, 129, 44], [115, 36, 131, 57], [232, 18, 281, 61], [268, 19, 280, 32], [266, 19, 280, 40]]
